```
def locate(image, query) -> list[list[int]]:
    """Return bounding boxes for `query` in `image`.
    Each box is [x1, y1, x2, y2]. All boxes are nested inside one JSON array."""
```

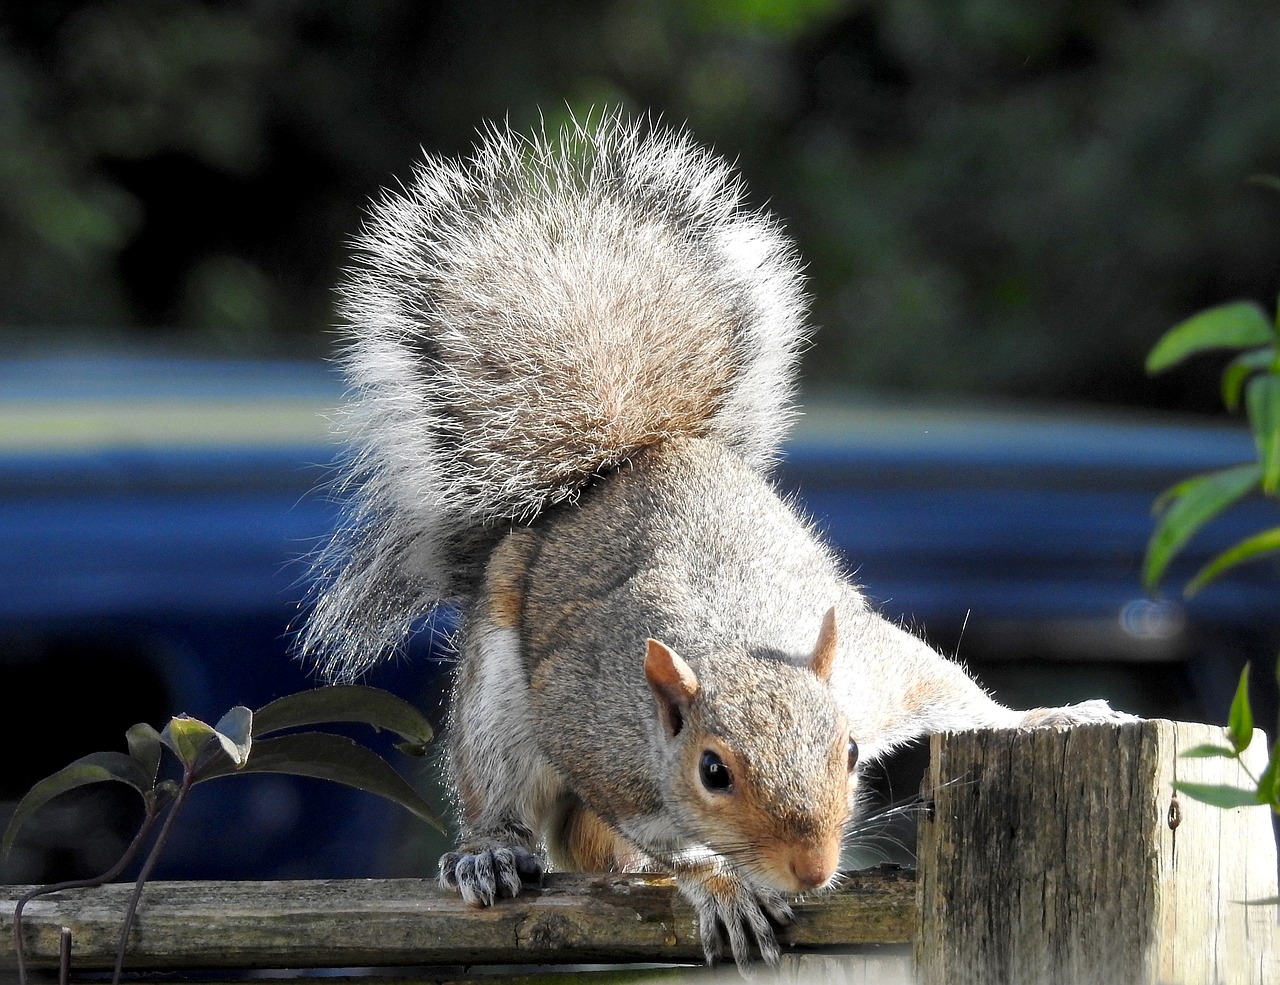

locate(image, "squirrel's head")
[[643, 607, 856, 894]]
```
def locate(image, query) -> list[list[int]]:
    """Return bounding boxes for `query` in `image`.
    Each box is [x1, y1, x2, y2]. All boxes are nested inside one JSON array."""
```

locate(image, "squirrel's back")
[[302, 112, 811, 680]]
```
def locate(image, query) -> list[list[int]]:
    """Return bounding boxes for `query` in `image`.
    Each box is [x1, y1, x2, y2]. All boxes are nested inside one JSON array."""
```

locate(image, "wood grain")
[[915, 719, 1278, 985], [4, 867, 915, 971]]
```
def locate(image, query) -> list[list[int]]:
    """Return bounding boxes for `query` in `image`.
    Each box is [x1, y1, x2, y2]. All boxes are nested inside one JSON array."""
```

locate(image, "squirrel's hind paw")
[[439, 844, 544, 906], [1019, 699, 1141, 729]]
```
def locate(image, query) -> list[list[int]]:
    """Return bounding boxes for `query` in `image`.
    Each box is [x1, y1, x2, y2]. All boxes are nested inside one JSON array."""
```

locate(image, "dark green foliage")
[[1169, 663, 1280, 817], [1144, 299, 1280, 594], [4, 685, 441, 985], [1144, 290, 1280, 821], [1, 0, 1278, 413]]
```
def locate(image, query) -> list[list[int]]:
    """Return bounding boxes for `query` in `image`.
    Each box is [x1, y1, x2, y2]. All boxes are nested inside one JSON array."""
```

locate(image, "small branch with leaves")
[[4, 685, 442, 985], [1144, 293, 1280, 834], [1144, 298, 1280, 596]]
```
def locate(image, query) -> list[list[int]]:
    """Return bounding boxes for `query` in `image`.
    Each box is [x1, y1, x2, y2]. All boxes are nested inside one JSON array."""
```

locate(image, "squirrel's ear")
[[644, 638, 699, 738], [808, 607, 838, 681]]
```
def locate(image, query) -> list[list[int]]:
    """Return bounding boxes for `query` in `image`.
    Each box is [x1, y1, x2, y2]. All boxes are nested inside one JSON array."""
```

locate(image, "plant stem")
[[12, 802, 162, 985], [111, 771, 193, 985]]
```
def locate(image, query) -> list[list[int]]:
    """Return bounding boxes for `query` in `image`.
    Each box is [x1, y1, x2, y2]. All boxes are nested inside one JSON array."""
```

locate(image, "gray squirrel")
[[301, 111, 1129, 972]]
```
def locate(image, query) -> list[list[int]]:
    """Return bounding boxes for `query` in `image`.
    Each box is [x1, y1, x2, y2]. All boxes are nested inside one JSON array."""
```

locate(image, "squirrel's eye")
[[699, 750, 733, 792], [847, 738, 860, 773]]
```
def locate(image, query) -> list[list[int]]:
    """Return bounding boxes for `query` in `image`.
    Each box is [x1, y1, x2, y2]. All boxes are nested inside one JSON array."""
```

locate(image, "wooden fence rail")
[[3, 869, 915, 971], [4, 720, 1276, 984]]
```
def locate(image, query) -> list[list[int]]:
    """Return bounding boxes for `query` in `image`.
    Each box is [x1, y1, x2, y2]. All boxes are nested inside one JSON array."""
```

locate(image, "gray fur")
[[301, 111, 808, 680], [303, 111, 1133, 973]]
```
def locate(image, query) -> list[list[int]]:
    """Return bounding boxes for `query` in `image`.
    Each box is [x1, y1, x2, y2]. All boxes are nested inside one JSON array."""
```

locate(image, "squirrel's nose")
[[789, 844, 838, 890]]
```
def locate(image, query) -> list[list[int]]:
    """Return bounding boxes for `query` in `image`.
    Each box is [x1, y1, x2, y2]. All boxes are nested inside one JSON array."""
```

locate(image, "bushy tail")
[[301, 110, 810, 680]]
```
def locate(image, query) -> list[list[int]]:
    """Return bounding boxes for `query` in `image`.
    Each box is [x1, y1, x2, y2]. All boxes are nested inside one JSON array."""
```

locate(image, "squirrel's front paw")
[[439, 843, 544, 906], [1019, 698, 1140, 729], [679, 873, 793, 974]]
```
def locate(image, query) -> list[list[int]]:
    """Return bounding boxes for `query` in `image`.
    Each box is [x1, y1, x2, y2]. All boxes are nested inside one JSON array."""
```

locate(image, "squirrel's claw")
[[439, 844, 544, 906], [761, 893, 794, 926], [680, 876, 790, 974], [1018, 699, 1141, 729]]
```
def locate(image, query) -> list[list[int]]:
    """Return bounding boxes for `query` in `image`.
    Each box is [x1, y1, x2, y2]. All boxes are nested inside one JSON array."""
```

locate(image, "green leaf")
[[1246, 174, 1280, 194], [683, 0, 846, 38], [1180, 743, 1239, 759], [253, 685, 434, 755], [1246, 374, 1280, 494], [1185, 525, 1280, 596], [3, 752, 154, 857], [1146, 301, 1274, 374], [1222, 347, 1277, 411], [156, 779, 180, 802], [1143, 463, 1263, 591], [212, 706, 253, 767], [1227, 665, 1254, 754], [160, 714, 219, 768], [197, 732, 445, 832], [1173, 780, 1263, 810], [1256, 738, 1279, 811], [126, 723, 164, 783]]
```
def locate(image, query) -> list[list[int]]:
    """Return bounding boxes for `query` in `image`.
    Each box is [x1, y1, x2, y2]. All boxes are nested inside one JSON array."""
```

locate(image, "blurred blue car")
[[784, 399, 1278, 719], [0, 355, 452, 884], [1, 354, 1275, 883]]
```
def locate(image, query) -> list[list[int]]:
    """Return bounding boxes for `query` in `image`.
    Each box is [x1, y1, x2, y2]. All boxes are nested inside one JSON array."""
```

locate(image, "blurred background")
[[2, 0, 1278, 883]]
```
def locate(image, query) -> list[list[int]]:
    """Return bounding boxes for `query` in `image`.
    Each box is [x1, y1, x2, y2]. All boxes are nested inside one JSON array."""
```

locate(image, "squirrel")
[[300, 111, 1130, 972]]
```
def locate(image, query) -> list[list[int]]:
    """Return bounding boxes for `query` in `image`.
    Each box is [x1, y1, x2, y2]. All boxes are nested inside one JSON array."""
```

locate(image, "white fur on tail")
[[301, 111, 810, 681]]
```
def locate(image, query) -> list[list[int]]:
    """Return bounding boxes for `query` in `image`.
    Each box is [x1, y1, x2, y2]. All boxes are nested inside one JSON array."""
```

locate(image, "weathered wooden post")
[[915, 719, 1278, 985]]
